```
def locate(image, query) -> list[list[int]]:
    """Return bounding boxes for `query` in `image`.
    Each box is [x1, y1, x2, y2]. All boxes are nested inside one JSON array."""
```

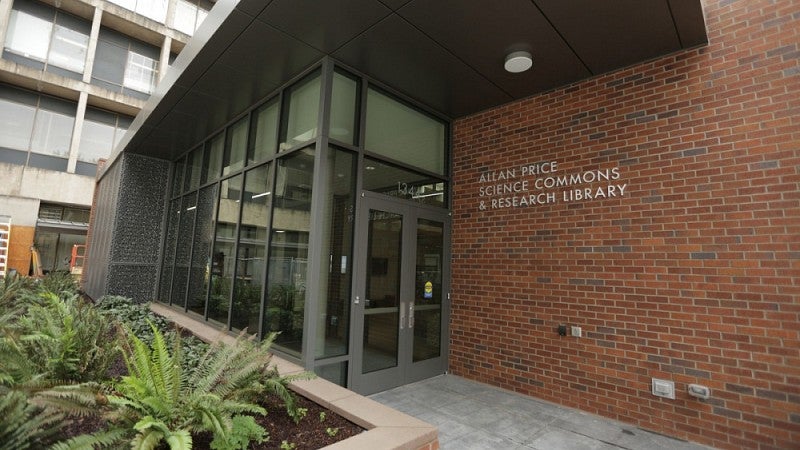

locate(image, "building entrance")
[[351, 194, 450, 394]]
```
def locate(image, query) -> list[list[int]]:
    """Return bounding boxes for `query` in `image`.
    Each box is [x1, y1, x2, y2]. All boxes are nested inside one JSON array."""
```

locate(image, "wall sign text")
[[477, 161, 627, 211]]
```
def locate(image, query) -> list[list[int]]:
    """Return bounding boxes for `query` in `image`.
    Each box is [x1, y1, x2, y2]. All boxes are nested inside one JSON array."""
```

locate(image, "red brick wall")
[[449, 1, 799, 449]]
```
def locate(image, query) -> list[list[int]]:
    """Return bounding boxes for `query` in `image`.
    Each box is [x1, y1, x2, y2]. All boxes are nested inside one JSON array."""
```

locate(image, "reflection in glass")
[[158, 199, 180, 302], [184, 146, 203, 192], [280, 73, 320, 151], [208, 175, 242, 325], [31, 109, 75, 158], [315, 361, 347, 387], [315, 148, 356, 359], [172, 156, 185, 198], [171, 193, 197, 308], [187, 184, 219, 317], [78, 119, 114, 163], [248, 99, 279, 164], [0, 98, 36, 151], [329, 72, 358, 145], [5, 10, 52, 61], [123, 51, 158, 94], [362, 209, 401, 374], [223, 118, 247, 175], [365, 88, 446, 175], [231, 164, 272, 333], [49, 24, 89, 73], [265, 148, 315, 354], [203, 133, 224, 184], [362, 157, 446, 207], [413, 219, 444, 362]]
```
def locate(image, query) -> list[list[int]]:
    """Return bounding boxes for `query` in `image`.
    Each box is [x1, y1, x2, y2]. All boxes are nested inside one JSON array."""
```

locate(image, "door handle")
[[409, 303, 414, 328], [400, 304, 406, 329]]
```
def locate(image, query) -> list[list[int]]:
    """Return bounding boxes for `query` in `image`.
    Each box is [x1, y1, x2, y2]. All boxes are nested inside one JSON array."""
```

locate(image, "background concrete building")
[[0, 0, 212, 275]]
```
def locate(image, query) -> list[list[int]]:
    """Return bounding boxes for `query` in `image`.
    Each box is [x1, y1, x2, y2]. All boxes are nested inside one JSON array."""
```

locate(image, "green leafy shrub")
[[94, 322, 272, 449], [37, 271, 79, 297], [18, 292, 119, 382], [95, 295, 210, 377], [209, 415, 268, 450], [0, 389, 61, 450]]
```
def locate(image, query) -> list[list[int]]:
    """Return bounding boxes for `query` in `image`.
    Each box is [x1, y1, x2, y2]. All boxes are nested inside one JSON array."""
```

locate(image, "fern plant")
[[17, 292, 119, 382], [95, 322, 277, 450], [0, 389, 62, 450]]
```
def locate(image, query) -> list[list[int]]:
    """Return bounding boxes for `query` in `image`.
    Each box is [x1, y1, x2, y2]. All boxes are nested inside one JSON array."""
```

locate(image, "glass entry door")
[[351, 194, 450, 394]]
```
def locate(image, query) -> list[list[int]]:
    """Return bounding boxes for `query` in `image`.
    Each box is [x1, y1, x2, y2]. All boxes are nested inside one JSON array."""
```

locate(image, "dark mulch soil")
[[58, 393, 363, 449]]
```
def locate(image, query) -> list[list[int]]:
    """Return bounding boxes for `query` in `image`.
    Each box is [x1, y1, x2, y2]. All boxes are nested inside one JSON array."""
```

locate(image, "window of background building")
[[174, 0, 212, 35], [3, 0, 91, 80], [92, 27, 160, 99], [34, 203, 90, 274], [0, 84, 75, 172], [77, 107, 132, 175], [107, 0, 168, 24]]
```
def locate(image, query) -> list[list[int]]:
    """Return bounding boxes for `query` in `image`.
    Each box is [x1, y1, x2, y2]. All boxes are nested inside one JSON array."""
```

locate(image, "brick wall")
[[449, 1, 799, 449]]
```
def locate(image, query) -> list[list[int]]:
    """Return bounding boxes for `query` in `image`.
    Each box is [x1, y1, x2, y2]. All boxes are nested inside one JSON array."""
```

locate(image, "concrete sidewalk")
[[371, 375, 713, 450]]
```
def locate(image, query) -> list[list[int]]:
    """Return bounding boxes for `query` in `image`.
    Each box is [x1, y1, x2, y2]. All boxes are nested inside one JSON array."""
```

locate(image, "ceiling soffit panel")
[[376, 0, 413, 11], [333, 14, 512, 118], [668, 0, 708, 47], [534, 0, 681, 74], [198, 20, 324, 114], [259, 0, 391, 53], [397, 0, 591, 99]]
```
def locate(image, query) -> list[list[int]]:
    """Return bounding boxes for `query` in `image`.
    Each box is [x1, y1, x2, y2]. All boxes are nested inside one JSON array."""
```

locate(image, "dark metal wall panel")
[[669, 0, 708, 47], [84, 158, 122, 299]]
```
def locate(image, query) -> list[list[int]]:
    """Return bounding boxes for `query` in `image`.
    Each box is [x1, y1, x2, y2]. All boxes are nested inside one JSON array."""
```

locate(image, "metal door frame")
[[350, 192, 450, 394]]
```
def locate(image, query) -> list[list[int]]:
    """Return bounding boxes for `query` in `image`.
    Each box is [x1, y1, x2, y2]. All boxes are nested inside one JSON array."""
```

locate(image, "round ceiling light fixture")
[[504, 51, 533, 73]]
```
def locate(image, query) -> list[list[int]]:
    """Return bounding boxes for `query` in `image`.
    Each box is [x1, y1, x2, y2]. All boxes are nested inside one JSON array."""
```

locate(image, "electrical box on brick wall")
[[652, 378, 675, 399]]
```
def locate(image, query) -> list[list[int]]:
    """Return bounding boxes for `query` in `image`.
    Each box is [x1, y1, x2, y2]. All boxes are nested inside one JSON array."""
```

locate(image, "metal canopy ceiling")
[[114, 0, 706, 165]]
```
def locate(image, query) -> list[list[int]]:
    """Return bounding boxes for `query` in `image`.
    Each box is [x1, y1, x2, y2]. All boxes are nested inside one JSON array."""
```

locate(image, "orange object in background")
[[70, 244, 86, 276]]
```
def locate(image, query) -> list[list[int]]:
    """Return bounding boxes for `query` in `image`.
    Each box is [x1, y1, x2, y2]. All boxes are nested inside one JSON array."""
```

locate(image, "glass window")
[[363, 157, 446, 207], [5, 9, 52, 61], [171, 193, 197, 308], [231, 164, 272, 333], [280, 73, 320, 151], [108, 0, 136, 11], [315, 148, 356, 359], [0, 97, 36, 151], [208, 175, 243, 325], [187, 184, 219, 317], [265, 147, 315, 354], [78, 119, 114, 163], [174, 0, 195, 35], [48, 23, 89, 73], [78, 108, 130, 163], [92, 28, 159, 96], [248, 99, 279, 164], [184, 146, 203, 192], [92, 39, 127, 87], [203, 133, 224, 184], [4, 4, 90, 76], [124, 51, 158, 94], [365, 88, 446, 175], [135, 0, 168, 23], [223, 117, 247, 175], [30, 108, 74, 159], [413, 218, 444, 362], [329, 72, 358, 145], [172, 156, 186, 198], [108, 0, 167, 23]]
